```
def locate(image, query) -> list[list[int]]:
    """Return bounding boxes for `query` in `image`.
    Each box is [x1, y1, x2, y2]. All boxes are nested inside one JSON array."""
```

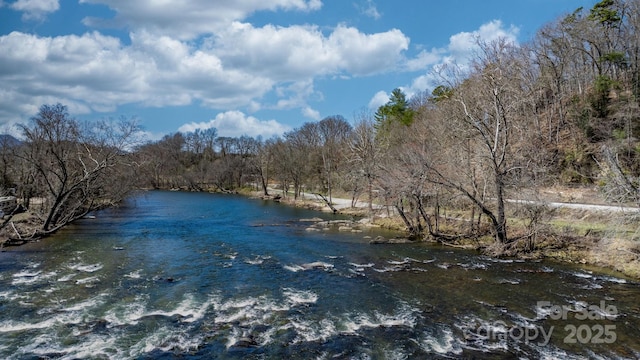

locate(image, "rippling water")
[[1, 191, 639, 359]]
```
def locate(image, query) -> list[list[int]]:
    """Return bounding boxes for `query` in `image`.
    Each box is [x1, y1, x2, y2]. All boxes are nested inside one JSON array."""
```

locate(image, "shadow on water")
[[0, 190, 638, 359]]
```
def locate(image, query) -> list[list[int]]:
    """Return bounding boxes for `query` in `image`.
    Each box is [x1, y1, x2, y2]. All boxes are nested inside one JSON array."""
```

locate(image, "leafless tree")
[[348, 111, 382, 214], [15, 104, 141, 237]]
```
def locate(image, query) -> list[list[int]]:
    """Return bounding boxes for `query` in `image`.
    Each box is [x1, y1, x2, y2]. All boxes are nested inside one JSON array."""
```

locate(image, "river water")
[[1, 191, 639, 359]]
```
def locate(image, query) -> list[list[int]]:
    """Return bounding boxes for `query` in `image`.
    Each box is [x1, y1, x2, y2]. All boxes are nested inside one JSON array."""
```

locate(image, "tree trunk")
[[495, 172, 507, 243]]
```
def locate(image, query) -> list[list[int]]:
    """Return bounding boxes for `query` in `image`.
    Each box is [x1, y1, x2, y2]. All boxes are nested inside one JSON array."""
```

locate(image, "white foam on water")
[[534, 344, 597, 360], [498, 278, 521, 285], [61, 294, 107, 312], [124, 269, 142, 279], [222, 252, 238, 260], [0, 318, 59, 333], [129, 326, 204, 357], [255, 325, 278, 347], [485, 257, 514, 263], [214, 290, 327, 348], [349, 262, 375, 268], [582, 283, 604, 290], [57, 273, 77, 282], [304, 261, 334, 270], [348, 268, 367, 277], [69, 263, 103, 273], [283, 288, 318, 306], [103, 297, 147, 326], [244, 257, 264, 265], [42, 335, 118, 360], [214, 295, 284, 325], [284, 261, 334, 272], [387, 259, 410, 265], [146, 294, 215, 323], [341, 305, 418, 334], [11, 271, 56, 286], [458, 262, 488, 270], [600, 275, 627, 284], [286, 317, 338, 344], [225, 327, 243, 349], [417, 327, 463, 355], [380, 347, 410, 360], [12, 269, 41, 278], [573, 271, 593, 279], [0, 290, 28, 302], [283, 264, 305, 272], [372, 265, 407, 273], [75, 276, 100, 285], [104, 293, 215, 328], [0, 311, 82, 333]]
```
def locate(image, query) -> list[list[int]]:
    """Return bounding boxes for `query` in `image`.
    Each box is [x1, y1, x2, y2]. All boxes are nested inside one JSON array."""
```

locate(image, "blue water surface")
[[1, 191, 638, 359]]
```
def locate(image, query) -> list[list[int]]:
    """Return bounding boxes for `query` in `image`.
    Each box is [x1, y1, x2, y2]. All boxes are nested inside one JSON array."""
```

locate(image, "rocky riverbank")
[[248, 189, 640, 280]]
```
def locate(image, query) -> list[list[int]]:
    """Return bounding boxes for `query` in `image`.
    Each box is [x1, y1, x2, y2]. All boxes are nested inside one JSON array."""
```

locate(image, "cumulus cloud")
[[447, 20, 518, 61], [80, 0, 323, 39], [370, 19, 520, 106], [405, 48, 443, 72], [0, 31, 273, 123], [368, 90, 389, 110], [0, 18, 410, 129], [213, 22, 409, 79], [302, 106, 321, 120], [178, 110, 291, 138], [10, 0, 59, 20], [0, 0, 413, 137]]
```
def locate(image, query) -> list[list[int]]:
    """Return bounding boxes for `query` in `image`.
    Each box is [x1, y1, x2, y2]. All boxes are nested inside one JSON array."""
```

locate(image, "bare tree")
[[16, 104, 141, 237], [348, 111, 382, 213], [317, 115, 352, 205], [420, 40, 533, 246]]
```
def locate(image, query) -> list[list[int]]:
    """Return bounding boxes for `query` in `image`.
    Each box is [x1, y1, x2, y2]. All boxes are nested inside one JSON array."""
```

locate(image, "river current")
[[0, 191, 639, 359]]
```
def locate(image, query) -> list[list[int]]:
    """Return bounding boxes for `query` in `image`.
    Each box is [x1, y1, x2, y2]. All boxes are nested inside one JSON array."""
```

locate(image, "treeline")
[[0, 104, 140, 240], [2, 0, 639, 250]]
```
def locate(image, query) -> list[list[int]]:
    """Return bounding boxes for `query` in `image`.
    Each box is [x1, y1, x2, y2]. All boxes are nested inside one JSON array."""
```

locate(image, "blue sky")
[[0, 0, 598, 141]]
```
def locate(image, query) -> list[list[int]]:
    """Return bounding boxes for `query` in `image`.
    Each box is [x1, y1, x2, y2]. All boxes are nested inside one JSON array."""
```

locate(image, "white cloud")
[[0, 31, 274, 123], [10, 0, 59, 20], [358, 0, 381, 20], [405, 48, 442, 71], [178, 110, 291, 138], [448, 20, 518, 61], [273, 80, 319, 111], [0, 1, 413, 133], [327, 25, 408, 76], [302, 106, 320, 120], [80, 0, 323, 40], [368, 90, 389, 110], [213, 22, 409, 79], [369, 19, 520, 106], [0, 17, 410, 127]]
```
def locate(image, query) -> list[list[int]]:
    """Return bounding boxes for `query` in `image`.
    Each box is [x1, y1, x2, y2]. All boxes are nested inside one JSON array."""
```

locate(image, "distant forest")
[[2, 0, 640, 251]]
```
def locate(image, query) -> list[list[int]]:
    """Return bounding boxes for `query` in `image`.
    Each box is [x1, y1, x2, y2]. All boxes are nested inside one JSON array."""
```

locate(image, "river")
[[0, 191, 638, 359]]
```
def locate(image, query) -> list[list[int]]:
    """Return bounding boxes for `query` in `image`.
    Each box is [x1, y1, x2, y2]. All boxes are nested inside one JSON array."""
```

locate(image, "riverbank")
[[244, 188, 640, 280], [3, 187, 639, 280]]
